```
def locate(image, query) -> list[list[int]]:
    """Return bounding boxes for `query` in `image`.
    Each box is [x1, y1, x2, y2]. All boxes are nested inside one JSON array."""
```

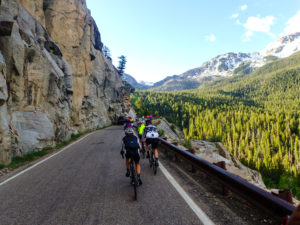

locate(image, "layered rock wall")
[[0, 0, 129, 164]]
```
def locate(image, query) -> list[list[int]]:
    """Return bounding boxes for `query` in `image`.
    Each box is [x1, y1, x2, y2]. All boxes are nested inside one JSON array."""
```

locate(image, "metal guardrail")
[[159, 137, 296, 220]]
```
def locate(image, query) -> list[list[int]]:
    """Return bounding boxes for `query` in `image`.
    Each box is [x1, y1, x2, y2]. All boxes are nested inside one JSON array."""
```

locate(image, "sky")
[[86, 0, 300, 83]]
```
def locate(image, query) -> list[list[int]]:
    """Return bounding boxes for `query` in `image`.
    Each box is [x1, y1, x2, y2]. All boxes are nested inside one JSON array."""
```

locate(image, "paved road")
[[0, 126, 203, 225]]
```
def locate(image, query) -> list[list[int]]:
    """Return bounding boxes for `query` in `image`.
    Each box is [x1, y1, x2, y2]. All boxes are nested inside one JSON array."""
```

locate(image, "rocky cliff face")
[[0, 0, 130, 164]]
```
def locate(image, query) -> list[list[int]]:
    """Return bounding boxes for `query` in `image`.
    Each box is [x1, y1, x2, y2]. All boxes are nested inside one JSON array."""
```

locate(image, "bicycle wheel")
[[131, 162, 138, 200], [152, 154, 157, 175], [142, 143, 146, 159], [149, 151, 153, 168]]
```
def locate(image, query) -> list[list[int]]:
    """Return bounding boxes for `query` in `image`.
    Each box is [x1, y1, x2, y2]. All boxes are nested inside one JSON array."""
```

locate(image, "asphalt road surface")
[[0, 126, 207, 225]]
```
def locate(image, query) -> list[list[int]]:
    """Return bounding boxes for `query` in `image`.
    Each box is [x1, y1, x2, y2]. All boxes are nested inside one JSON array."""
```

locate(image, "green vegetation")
[[132, 52, 300, 198], [8, 147, 54, 169], [182, 139, 193, 150], [158, 129, 165, 137], [170, 124, 177, 134]]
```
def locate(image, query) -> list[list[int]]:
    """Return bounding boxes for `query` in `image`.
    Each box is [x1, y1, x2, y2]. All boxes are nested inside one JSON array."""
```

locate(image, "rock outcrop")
[[156, 117, 266, 188], [0, 0, 130, 164], [190, 140, 266, 189]]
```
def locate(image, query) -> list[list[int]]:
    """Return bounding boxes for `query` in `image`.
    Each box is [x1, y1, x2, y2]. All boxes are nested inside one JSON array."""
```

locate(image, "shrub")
[[158, 129, 165, 137]]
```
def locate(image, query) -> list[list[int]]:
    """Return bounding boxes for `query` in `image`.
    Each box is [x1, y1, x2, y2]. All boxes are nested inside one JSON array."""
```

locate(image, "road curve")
[[0, 126, 205, 225]]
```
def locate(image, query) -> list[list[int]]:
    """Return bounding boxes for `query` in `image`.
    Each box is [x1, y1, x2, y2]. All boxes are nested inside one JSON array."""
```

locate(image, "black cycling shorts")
[[145, 138, 159, 149], [138, 134, 142, 140], [125, 149, 140, 163]]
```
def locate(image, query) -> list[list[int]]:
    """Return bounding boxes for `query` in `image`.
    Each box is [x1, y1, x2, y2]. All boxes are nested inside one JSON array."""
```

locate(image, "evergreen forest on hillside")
[[132, 52, 300, 198]]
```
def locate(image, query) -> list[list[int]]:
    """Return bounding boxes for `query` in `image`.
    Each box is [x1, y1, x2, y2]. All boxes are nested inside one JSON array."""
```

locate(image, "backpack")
[[123, 135, 139, 150], [145, 126, 159, 138]]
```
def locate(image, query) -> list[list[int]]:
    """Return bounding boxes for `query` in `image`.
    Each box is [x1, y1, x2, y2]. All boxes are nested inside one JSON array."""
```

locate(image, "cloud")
[[231, 13, 239, 19], [243, 16, 276, 40], [241, 5, 248, 11], [284, 10, 300, 35], [205, 34, 216, 42]]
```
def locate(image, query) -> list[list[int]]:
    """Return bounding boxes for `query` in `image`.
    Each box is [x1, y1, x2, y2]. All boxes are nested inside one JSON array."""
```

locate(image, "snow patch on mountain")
[[261, 32, 300, 58], [181, 32, 300, 80]]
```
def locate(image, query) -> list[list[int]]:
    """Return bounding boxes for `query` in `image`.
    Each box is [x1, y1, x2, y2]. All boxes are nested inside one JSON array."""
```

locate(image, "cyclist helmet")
[[125, 127, 134, 134], [125, 123, 133, 128]]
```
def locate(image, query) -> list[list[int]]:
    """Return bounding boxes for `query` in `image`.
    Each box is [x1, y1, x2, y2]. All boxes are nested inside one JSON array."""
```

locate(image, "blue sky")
[[86, 0, 300, 83]]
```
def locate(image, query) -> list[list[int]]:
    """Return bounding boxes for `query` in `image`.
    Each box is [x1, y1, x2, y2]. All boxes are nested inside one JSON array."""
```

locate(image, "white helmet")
[[125, 127, 134, 134]]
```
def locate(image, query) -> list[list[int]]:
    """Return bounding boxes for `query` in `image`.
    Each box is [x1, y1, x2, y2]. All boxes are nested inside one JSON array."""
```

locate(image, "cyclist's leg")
[[125, 151, 131, 177], [136, 162, 141, 174], [133, 150, 142, 184], [154, 148, 158, 158], [145, 138, 150, 158], [152, 138, 159, 165]]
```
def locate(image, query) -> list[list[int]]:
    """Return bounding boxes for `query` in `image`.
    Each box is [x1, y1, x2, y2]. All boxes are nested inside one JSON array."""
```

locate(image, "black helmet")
[[146, 119, 152, 126]]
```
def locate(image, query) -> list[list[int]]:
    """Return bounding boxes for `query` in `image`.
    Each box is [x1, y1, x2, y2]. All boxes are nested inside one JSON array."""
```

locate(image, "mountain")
[[146, 32, 300, 91], [122, 74, 152, 90], [132, 51, 300, 196], [200, 50, 300, 102]]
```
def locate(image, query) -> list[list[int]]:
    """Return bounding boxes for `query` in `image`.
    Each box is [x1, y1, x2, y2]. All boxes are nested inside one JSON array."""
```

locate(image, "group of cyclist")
[[120, 115, 159, 186]]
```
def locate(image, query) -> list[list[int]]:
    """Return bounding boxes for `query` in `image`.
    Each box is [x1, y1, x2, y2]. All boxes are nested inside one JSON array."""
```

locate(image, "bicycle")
[[122, 153, 139, 200], [148, 144, 157, 175], [141, 140, 146, 159]]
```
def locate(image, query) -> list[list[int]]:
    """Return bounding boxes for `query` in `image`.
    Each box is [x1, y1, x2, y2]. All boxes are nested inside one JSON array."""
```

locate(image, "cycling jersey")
[[143, 125, 159, 139], [138, 124, 145, 135]]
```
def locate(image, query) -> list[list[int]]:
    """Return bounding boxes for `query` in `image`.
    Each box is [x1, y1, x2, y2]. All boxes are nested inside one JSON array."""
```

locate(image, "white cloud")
[[243, 16, 276, 39], [245, 31, 253, 38], [241, 5, 248, 11], [231, 13, 239, 19], [205, 34, 216, 42], [284, 10, 300, 35]]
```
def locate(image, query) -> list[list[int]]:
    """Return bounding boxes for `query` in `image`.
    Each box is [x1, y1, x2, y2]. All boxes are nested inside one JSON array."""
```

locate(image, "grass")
[[0, 125, 110, 171], [8, 147, 53, 169], [181, 139, 193, 150], [158, 129, 165, 137]]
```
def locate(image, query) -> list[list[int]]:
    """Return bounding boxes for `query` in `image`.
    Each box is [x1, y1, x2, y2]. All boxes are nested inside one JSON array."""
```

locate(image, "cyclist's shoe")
[[138, 175, 142, 185], [125, 169, 130, 177], [146, 152, 150, 158], [155, 159, 159, 167]]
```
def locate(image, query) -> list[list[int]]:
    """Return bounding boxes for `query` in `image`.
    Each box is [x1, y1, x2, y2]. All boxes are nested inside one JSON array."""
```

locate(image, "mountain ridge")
[[126, 32, 300, 91]]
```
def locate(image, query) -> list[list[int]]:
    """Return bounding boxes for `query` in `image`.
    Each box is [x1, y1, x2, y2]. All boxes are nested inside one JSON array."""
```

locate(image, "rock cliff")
[[0, 0, 130, 164]]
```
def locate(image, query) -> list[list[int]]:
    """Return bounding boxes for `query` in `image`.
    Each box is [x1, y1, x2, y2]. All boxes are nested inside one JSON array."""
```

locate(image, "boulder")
[[191, 140, 266, 189]]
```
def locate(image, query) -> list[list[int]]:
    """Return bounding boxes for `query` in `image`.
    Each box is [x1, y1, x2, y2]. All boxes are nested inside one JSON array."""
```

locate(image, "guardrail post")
[[272, 189, 293, 204], [213, 161, 230, 196], [188, 149, 196, 173]]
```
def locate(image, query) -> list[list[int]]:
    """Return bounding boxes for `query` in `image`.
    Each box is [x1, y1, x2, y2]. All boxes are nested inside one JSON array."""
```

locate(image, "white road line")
[[160, 162, 215, 225], [0, 132, 94, 187]]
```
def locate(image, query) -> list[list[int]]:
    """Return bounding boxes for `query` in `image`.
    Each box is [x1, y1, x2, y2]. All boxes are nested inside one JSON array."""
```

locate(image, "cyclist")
[[287, 204, 300, 225], [137, 120, 146, 146], [123, 117, 133, 130], [143, 119, 159, 166], [120, 127, 142, 185]]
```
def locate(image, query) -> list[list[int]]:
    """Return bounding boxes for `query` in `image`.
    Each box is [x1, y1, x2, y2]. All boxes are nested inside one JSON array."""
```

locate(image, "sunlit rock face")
[[0, 0, 130, 164]]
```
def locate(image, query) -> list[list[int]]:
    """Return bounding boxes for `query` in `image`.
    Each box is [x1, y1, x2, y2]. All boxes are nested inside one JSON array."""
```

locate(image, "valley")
[[132, 51, 300, 198]]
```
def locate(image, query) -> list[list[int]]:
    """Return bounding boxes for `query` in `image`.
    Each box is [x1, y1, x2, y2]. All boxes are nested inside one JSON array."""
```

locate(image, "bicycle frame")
[[148, 144, 157, 174], [129, 155, 138, 200]]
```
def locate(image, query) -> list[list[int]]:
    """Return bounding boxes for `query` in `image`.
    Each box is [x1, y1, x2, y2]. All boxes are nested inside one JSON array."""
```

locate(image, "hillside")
[[199, 51, 300, 108], [132, 52, 300, 197]]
